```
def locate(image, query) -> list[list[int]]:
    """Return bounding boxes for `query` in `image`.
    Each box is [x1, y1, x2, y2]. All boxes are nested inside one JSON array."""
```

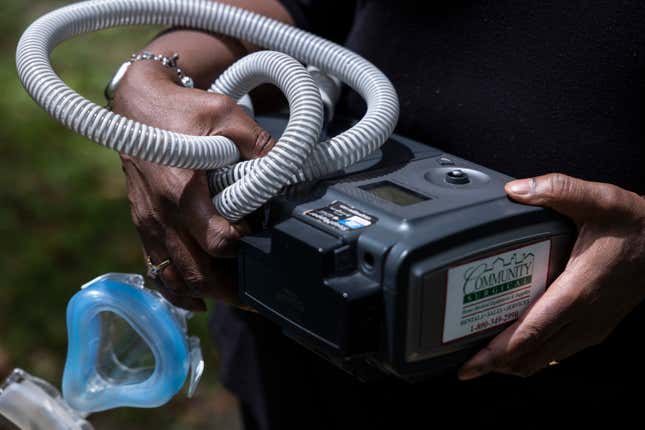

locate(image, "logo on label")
[[443, 240, 550, 343], [462, 252, 535, 304]]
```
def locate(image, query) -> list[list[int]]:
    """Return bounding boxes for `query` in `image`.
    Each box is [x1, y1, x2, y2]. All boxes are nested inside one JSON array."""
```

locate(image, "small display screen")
[[361, 181, 429, 206]]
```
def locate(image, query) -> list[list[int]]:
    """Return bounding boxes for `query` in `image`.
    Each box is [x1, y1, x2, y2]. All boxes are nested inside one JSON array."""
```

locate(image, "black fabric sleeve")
[[277, 0, 357, 44]]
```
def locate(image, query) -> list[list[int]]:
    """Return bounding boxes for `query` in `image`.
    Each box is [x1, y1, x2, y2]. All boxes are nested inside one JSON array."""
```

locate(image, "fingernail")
[[506, 179, 533, 195], [457, 365, 485, 381], [458, 353, 494, 381]]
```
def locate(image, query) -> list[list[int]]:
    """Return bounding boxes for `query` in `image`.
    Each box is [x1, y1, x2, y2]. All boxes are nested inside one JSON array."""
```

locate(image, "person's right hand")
[[112, 60, 275, 311]]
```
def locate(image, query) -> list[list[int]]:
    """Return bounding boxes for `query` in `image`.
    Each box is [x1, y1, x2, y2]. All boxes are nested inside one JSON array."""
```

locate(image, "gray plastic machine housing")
[[239, 115, 574, 382]]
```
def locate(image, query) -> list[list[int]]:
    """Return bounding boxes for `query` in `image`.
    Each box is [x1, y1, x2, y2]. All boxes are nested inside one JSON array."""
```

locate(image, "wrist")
[[113, 59, 181, 102], [110, 59, 184, 119], [125, 54, 185, 87], [145, 30, 246, 88]]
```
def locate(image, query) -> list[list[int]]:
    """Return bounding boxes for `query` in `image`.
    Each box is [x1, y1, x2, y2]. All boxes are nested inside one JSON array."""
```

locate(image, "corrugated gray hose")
[[16, 0, 399, 222]]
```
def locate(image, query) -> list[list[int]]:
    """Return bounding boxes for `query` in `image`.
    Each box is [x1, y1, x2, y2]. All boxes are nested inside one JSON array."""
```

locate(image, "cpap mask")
[[63, 273, 204, 413], [0, 274, 204, 428]]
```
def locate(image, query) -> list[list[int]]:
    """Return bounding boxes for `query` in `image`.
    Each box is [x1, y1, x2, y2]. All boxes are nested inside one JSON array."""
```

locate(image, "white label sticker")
[[442, 240, 551, 343]]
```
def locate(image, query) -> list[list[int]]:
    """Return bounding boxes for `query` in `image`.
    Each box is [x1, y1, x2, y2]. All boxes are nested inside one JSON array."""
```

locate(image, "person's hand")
[[458, 173, 645, 380], [112, 60, 275, 311]]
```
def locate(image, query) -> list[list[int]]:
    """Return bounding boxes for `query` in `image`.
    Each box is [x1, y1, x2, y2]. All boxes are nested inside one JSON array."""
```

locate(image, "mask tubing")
[[16, 0, 399, 221]]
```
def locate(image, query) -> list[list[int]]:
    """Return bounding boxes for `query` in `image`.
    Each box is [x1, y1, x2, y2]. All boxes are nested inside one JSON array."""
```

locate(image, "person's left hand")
[[458, 173, 645, 380]]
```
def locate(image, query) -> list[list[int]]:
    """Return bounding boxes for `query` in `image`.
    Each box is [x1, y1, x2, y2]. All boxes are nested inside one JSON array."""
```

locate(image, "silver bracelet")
[[104, 52, 195, 107]]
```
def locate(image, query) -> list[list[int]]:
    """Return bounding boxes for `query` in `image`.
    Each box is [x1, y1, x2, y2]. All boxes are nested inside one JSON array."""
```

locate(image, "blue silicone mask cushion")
[[62, 274, 198, 413]]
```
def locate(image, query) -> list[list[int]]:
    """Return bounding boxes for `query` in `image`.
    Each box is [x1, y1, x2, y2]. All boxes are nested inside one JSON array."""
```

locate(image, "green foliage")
[[1, 2, 236, 429]]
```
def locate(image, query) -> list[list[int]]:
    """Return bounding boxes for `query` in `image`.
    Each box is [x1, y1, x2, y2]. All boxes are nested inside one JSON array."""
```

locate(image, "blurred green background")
[[0, 1, 240, 428]]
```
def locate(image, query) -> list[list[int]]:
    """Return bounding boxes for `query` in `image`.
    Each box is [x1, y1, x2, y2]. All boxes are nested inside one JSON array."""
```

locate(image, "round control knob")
[[445, 169, 470, 185]]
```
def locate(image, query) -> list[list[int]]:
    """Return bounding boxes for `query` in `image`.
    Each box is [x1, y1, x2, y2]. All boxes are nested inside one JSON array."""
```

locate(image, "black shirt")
[[213, 2, 645, 427], [281, 0, 644, 193]]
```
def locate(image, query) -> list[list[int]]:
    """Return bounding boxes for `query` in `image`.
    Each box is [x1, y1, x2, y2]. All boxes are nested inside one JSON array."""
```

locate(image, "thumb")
[[504, 173, 620, 222]]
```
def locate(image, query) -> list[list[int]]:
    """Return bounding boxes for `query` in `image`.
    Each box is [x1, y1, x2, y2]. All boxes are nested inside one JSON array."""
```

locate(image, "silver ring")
[[146, 256, 171, 280]]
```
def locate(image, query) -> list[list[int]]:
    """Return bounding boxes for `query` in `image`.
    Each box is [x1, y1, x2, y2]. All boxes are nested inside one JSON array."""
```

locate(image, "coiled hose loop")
[[16, 0, 399, 221]]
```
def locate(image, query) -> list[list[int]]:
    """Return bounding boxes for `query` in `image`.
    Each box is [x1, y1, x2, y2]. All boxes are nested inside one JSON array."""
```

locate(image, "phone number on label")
[[467, 310, 521, 333]]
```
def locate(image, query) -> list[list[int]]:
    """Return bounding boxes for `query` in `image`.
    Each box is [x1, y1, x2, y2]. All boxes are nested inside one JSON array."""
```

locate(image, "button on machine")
[[445, 169, 470, 185], [424, 164, 491, 189], [438, 156, 455, 166]]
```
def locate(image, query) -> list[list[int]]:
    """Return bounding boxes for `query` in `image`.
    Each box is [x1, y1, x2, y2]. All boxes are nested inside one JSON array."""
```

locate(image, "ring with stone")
[[146, 256, 171, 280]]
